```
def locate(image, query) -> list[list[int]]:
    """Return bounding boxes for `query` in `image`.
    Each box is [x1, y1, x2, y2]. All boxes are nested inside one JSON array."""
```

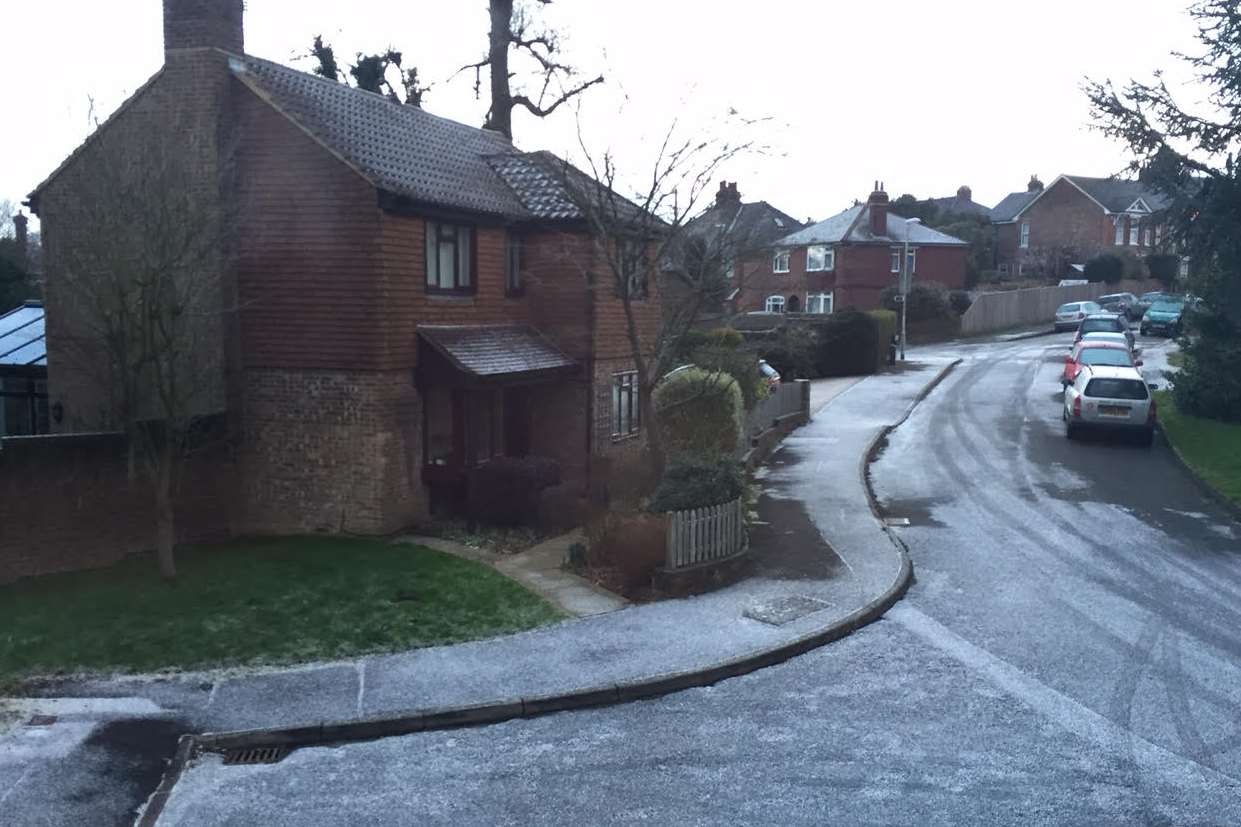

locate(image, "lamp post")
[[900, 217, 921, 360]]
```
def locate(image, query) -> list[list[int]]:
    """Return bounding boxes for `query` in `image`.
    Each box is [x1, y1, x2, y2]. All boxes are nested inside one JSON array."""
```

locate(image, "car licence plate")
[[1099, 405, 1130, 417]]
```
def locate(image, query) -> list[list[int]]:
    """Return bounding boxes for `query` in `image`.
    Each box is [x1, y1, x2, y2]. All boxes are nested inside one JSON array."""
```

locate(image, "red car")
[[1062, 341, 1141, 387]]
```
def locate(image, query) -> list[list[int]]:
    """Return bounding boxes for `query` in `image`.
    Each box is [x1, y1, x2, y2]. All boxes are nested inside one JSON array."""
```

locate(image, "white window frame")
[[890, 249, 901, 273], [765, 295, 786, 313], [1129, 220, 1139, 246], [772, 250, 790, 273], [1019, 222, 1030, 249], [1154, 225, 1162, 247], [1114, 219, 1125, 246], [806, 292, 834, 314], [611, 371, 640, 440], [806, 245, 834, 272]]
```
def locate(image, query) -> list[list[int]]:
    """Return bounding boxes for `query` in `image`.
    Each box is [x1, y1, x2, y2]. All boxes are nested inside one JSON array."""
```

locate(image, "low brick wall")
[[0, 433, 236, 584]]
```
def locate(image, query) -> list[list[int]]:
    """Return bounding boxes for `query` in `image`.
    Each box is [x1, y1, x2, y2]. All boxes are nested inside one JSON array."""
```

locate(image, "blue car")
[[1140, 300, 1185, 337]]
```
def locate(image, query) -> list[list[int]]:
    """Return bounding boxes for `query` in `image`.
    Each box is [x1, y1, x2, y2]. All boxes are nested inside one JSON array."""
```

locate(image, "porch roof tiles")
[[417, 325, 577, 379]]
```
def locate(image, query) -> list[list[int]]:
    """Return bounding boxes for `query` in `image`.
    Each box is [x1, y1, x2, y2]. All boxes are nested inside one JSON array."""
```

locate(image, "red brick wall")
[[0, 433, 236, 584], [735, 242, 966, 312]]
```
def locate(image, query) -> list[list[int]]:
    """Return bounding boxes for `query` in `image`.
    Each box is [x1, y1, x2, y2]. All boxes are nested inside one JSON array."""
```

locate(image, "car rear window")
[[1081, 318, 1121, 334], [1084, 378, 1148, 400], [1150, 302, 1183, 313], [1058, 303, 1081, 313], [1079, 349, 1132, 367]]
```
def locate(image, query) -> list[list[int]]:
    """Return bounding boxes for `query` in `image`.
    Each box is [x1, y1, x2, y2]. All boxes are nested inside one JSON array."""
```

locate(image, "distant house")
[[0, 301, 48, 437], [920, 185, 992, 220], [991, 174, 1172, 279], [736, 183, 968, 314], [26, 0, 659, 534]]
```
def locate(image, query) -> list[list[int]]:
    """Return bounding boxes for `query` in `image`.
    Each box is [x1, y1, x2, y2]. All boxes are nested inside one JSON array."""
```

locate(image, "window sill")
[[426, 291, 476, 301], [611, 431, 641, 443]]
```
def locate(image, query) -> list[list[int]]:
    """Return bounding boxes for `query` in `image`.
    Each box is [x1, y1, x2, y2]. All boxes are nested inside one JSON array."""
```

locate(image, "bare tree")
[[45, 121, 236, 579], [461, 0, 603, 139], [555, 118, 762, 475]]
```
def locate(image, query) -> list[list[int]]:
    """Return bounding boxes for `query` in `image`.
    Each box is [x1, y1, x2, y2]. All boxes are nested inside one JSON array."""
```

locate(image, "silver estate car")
[[1054, 301, 1103, 332], [1063, 365, 1155, 446]]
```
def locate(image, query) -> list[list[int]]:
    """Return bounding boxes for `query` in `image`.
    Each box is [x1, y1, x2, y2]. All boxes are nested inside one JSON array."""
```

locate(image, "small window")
[[890, 249, 901, 273], [772, 250, 790, 273], [611, 372, 640, 440], [1154, 225, 1162, 247], [1129, 221, 1139, 246], [425, 221, 474, 293], [906, 249, 917, 275], [505, 233, 523, 295], [1115, 220, 1125, 246], [619, 238, 647, 299], [1179, 257, 1190, 277], [1143, 228, 1151, 247], [1019, 222, 1030, 249], [765, 295, 786, 313], [806, 245, 833, 272], [806, 292, 834, 314]]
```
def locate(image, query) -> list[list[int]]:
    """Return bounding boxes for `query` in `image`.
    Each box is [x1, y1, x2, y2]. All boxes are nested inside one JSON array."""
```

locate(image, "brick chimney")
[[957, 185, 972, 201], [868, 181, 889, 236], [164, 0, 244, 56], [13, 212, 27, 266], [715, 181, 741, 209], [1027, 175, 1044, 193]]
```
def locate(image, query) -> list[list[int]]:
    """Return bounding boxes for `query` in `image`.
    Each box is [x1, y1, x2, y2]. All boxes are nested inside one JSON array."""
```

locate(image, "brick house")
[[991, 174, 1172, 279], [736, 184, 968, 313], [27, 0, 659, 535]]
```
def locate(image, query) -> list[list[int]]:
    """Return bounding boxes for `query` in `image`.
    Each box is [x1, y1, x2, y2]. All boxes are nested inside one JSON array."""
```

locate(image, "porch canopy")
[[416, 325, 578, 387]]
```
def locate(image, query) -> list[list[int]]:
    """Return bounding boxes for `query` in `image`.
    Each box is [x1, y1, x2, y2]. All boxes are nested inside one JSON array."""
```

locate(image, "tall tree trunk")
[[484, 0, 514, 138], [155, 437, 177, 580], [639, 380, 666, 479]]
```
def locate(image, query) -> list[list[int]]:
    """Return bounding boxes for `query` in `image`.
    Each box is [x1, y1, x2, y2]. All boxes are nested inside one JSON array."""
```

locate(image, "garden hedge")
[[653, 366, 744, 462]]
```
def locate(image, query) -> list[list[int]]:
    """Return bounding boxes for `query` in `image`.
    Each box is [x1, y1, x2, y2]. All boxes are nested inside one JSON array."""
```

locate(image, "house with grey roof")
[[25, 0, 661, 537], [919, 186, 993, 220], [991, 174, 1175, 279], [734, 183, 968, 314]]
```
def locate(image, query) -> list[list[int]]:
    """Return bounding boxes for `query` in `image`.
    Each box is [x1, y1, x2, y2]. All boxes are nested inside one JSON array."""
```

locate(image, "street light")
[[900, 217, 921, 360]]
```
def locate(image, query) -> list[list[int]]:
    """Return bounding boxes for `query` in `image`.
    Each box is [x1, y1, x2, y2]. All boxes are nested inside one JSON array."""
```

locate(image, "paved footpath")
[[0, 358, 953, 825]]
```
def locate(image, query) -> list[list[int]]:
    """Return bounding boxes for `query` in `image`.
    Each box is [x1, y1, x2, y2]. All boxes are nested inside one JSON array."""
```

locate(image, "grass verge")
[[1155, 391, 1241, 507], [0, 536, 565, 685]]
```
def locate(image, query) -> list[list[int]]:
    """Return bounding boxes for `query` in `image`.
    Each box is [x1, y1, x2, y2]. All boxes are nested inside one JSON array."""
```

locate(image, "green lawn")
[[0, 536, 564, 685], [1167, 350, 1186, 368], [1156, 391, 1241, 506]]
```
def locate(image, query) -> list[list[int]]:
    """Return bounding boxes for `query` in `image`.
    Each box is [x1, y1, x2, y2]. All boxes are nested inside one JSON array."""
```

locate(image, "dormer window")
[[772, 250, 790, 273]]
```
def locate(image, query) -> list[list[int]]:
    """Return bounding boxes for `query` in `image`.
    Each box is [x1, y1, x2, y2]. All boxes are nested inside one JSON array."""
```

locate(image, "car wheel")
[[1140, 326, 1148, 336]]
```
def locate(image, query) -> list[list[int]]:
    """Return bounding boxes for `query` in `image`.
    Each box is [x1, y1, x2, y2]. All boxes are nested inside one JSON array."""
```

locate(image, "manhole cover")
[[26, 715, 57, 727], [744, 595, 832, 626], [222, 745, 289, 766]]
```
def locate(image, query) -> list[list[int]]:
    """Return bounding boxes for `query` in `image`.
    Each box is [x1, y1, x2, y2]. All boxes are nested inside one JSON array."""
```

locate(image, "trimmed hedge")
[[867, 309, 897, 367], [648, 459, 745, 513], [813, 309, 881, 377], [879, 281, 953, 322], [654, 366, 744, 462]]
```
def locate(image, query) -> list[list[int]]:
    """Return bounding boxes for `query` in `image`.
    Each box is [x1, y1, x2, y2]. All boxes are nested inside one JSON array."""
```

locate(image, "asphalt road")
[[150, 330, 1241, 826]]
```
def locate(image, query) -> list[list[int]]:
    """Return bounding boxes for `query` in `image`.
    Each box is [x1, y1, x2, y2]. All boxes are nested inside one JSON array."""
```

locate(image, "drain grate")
[[26, 715, 57, 727], [222, 745, 289, 766]]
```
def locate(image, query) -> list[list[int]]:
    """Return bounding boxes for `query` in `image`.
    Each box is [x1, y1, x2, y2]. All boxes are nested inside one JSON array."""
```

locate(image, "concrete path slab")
[[493, 531, 627, 617]]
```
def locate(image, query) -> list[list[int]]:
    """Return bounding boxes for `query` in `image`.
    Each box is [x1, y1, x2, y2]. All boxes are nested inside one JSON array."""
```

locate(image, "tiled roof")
[[926, 194, 992, 218], [775, 204, 967, 247], [485, 151, 652, 224], [0, 301, 46, 367], [418, 325, 578, 379], [991, 190, 1040, 222], [1064, 175, 1172, 213], [686, 200, 806, 253]]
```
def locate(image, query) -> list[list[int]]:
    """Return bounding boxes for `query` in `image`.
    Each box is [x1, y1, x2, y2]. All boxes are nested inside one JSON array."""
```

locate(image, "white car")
[[1054, 301, 1102, 332], [1079, 331, 1134, 352], [1063, 365, 1155, 446]]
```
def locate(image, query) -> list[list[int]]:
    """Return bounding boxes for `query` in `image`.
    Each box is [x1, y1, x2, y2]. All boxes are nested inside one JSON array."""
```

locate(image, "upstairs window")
[[1019, 222, 1030, 249], [1114, 219, 1125, 246], [618, 238, 648, 300], [806, 245, 834, 272], [1155, 225, 1162, 247], [611, 372, 640, 440], [890, 247, 917, 274], [772, 250, 790, 273], [505, 233, 524, 295], [1143, 228, 1151, 247], [765, 295, 786, 313], [426, 221, 474, 293], [890, 249, 901, 273], [1129, 221, 1139, 246]]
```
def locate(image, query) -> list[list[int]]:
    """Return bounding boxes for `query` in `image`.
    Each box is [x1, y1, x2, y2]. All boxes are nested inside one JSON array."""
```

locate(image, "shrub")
[[648, 459, 745, 512], [466, 456, 561, 526], [812, 309, 880, 377], [1084, 253, 1124, 285], [949, 290, 973, 316], [757, 325, 818, 380], [584, 509, 668, 595], [867, 309, 897, 362], [1172, 311, 1241, 422], [1146, 253, 1180, 289], [690, 343, 766, 411], [653, 366, 743, 462], [672, 326, 743, 362], [879, 281, 952, 322]]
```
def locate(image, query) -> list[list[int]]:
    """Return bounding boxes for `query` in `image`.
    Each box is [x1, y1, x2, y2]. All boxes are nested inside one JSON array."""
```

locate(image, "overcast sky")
[[1, 1, 1205, 228]]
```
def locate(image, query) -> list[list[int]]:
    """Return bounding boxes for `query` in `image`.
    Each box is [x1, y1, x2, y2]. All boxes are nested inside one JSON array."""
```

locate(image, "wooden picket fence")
[[665, 496, 747, 570]]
